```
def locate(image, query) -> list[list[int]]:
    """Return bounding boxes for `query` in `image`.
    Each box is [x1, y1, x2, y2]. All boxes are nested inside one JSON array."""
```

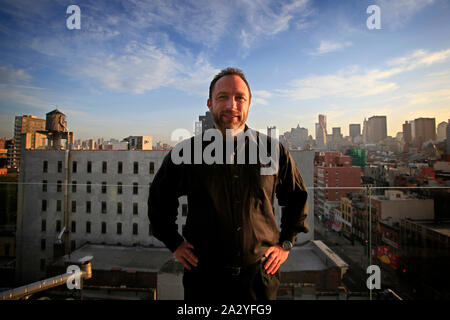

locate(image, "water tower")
[[39, 109, 73, 149]]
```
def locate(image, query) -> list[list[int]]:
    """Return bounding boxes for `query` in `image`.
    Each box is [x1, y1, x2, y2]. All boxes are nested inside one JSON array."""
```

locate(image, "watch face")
[[283, 241, 292, 250]]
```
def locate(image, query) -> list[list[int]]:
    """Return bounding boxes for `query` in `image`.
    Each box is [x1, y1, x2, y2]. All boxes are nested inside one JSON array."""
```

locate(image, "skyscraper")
[[315, 114, 327, 148], [13, 115, 46, 168], [366, 116, 387, 143], [413, 117, 436, 149], [402, 121, 412, 145], [446, 120, 450, 155], [437, 121, 448, 141], [198, 111, 214, 134], [349, 124, 361, 140]]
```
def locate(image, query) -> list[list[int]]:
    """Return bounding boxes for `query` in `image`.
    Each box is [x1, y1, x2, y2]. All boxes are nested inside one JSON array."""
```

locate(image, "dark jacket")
[[148, 127, 309, 267]]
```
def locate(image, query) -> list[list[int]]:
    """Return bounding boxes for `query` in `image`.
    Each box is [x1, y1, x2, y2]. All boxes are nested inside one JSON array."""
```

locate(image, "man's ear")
[[207, 99, 212, 112]]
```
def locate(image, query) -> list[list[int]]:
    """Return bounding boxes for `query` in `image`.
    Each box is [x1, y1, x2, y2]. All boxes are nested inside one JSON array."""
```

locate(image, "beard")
[[212, 110, 245, 133]]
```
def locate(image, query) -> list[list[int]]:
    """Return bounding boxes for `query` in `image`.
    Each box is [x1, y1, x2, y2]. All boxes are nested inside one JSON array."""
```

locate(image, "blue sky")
[[1, 0, 449, 144]]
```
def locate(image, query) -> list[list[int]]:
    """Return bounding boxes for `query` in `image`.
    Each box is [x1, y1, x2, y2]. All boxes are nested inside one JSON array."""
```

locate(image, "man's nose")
[[225, 96, 238, 110]]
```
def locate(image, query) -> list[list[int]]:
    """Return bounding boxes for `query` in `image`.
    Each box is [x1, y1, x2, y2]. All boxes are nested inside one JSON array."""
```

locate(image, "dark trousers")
[[182, 259, 280, 301]]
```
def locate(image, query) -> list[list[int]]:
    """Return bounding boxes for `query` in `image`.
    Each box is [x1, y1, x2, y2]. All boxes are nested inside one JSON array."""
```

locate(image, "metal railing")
[[0, 256, 92, 300]]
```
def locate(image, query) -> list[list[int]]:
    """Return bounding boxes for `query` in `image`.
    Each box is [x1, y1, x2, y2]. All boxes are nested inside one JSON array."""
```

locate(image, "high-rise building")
[[314, 151, 361, 218], [13, 115, 46, 168], [199, 111, 214, 134], [124, 136, 153, 150], [402, 121, 412, 145], [446, 120, 450, 155], [315, 114, 327, 148], [413, 117, 436, 149], [437, 121, 448, 142], [349, 124, 361, 140], [332, 127, 342, 138], [366, 116, 387, 143], [280, 124, 308, 150]]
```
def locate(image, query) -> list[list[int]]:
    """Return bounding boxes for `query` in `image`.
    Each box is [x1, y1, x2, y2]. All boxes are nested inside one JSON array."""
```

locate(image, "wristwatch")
[[281, 240, 293, 251]]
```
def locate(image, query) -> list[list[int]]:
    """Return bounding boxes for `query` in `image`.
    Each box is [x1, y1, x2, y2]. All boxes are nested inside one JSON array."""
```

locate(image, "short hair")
[[209, 67, 252, 100]]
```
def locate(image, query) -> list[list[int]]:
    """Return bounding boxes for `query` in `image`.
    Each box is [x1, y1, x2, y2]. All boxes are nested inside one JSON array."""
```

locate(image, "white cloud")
[[375, 0, 435, 29], [388, 48, 450, 70], [238, 0, 311, 57], [0, 66, 32, 84], [310, 40, 353, 56], [77, 39, 219, 96], [279, 47, 450, 100], [251, 90, 274, 106]]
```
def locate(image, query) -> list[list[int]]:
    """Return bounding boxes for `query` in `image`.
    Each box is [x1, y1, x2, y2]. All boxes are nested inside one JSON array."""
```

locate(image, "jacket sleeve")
[[275, 143, 309, 245], [148, 150, 186, 252]]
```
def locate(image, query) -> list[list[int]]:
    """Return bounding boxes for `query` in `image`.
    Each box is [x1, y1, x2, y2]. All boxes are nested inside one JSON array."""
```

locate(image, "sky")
[[0, 0, 449, 144]]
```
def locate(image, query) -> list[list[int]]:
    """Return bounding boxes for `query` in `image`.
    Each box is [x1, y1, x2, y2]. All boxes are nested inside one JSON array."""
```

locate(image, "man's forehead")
[[213, 75, 250, 95]]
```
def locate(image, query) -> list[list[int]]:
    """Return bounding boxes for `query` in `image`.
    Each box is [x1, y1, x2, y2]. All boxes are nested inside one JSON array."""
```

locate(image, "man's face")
[[207, 75, 251, 134]]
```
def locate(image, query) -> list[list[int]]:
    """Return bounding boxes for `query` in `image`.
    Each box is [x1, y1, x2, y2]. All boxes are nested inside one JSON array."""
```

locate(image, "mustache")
[[220, 111, 241, 117]]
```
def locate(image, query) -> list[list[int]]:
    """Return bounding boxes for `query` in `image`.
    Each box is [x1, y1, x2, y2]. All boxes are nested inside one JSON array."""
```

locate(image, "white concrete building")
[[16, 148, 314, 283]]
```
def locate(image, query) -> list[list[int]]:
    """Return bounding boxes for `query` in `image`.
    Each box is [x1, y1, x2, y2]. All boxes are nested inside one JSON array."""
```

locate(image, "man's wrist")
[[281, 240, 293, 251]]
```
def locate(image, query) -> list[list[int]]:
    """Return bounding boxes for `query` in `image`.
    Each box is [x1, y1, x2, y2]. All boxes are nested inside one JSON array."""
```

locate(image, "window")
[[71, 200, 77, 213], [72, 161, 77, 173], [117, 223, 122, 235], [71, 240, 76, 251], [182, 204, 188, 216], [134, 161, 139, 174], [86, 181, 91, 193], [57, 180, 62, 192], [117, 182, 122, 194], [133, 183, 138, 195], [56, 220, 61, 232], [57, 200, 61, 212], [101, 201, 107, 214], [133, 223, 138, 235], [133, 203, 138, 215], [41, 219, 46, 232], [102, 182, 107, 193], [101, 222, 107, 234], [72, 181, 77, 193], [86, 221, 91, 234], [42, 180, 47, 192], [40, 259, 46, 271], [117, 202, 122, 214], [86, 201, 91, 213], [43, 160, 48, 173], [42, 199, 47, 211], [149, 162, 155, 174], [58, 161, 62, 173], [118, 161, 123, 174], [87, 161, 92, 173], [102, 161, 107, 173], [71, 221, 76, 233]]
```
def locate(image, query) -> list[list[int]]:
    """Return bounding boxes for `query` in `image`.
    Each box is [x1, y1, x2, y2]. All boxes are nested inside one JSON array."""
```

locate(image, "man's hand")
[[174, 241, 198, 270], [264, 245, 289, 275]]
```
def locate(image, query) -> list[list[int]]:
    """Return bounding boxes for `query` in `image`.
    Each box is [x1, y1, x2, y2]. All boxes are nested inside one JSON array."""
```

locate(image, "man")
[[148, 67, 309, 301]]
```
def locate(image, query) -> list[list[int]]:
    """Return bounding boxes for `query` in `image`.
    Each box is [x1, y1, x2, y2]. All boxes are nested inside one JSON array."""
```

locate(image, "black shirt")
[[148, 127, 309, 267]]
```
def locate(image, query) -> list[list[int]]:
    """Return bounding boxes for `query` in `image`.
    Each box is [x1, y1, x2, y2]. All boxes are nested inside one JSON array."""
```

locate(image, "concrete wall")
[[378, 199, 434, 223], [289, 151, 315, 244]]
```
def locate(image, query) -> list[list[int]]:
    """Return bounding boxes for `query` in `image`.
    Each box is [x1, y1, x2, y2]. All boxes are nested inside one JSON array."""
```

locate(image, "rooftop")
[[52, 244, 173, 273]]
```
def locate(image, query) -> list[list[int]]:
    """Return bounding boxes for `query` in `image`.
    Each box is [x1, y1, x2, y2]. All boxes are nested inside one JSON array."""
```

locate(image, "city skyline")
[[1, 0, 450, 143]]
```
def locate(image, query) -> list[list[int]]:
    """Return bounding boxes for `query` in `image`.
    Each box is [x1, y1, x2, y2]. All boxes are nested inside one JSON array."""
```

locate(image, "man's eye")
[[218, 95, 227, 99]]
